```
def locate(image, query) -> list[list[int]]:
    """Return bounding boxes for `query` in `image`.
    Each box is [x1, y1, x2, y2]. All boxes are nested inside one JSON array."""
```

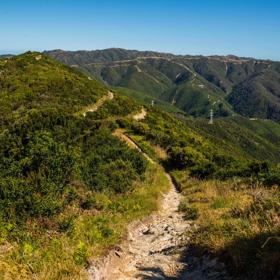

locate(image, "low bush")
[[178, 200, 199, 220]]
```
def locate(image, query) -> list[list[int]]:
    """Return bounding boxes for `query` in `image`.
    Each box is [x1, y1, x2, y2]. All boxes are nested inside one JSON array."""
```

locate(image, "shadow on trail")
[[135, 245, 234, 280], [177, 232, 279, 280], [179, 232, 280, 280], [136, 266, 177, 280]]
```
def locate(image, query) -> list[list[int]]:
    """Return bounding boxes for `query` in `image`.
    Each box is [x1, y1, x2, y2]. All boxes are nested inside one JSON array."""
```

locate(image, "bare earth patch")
[[132, 108, 147, 121]]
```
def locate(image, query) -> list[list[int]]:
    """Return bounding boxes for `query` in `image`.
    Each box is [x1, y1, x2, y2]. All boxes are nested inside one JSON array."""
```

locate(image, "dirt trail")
[[88, 123, 192, 279], [88, 108, 232, 280], [112, 130, 154, 164], [88, 171, 192, 280], [82, 91, 114, 116]]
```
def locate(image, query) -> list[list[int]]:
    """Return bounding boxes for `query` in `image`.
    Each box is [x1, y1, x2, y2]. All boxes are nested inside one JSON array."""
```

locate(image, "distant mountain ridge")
[[0, 54, 14, 58], [45, 48, 268, 64], [45, 48, 280, 122]]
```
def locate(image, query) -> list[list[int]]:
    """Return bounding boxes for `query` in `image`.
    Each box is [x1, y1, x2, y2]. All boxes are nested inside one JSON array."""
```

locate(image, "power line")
[[209, 109, 213, 124]]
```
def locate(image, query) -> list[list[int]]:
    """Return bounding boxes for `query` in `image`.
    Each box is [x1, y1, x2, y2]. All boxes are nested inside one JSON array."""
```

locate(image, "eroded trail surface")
[[88, 175, 232, 280], [88, 110, 232, 280], [88, 174, 192, 280]]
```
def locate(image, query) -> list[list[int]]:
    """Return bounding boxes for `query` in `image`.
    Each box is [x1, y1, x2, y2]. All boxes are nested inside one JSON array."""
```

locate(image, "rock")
[[114, 251, 122, 257], [164, 225, 173, 232], [142, 227, 154, 235], [114, 245, 123, 252]]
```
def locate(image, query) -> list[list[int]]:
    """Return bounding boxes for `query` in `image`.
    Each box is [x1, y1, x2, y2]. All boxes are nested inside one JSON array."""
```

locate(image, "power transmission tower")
[[209, 109, 214, 124]]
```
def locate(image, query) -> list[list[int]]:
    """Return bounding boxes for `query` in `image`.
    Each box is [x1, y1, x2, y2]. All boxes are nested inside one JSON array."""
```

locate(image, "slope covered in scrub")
[[0, 52, 279, 279], [0, 53, 161, 279]]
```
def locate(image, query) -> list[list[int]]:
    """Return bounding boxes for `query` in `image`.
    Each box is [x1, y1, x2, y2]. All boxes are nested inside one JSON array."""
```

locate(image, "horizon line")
[[0, 47, 279, 62]]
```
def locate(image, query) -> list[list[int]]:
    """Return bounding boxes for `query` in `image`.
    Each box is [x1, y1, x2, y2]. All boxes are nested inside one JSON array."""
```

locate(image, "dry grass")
[[151, 145, 168, 160], [0, 164, 170, 280], [173, 170, 280, 278]]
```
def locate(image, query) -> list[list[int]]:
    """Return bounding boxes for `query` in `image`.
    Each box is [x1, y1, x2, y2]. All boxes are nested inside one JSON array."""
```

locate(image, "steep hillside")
[[124, 108, 280, 178], [227, 62, 280, 121], [187, 116, 280, 162], [45, 49, 280, 121], [0, 52, 107, 118]]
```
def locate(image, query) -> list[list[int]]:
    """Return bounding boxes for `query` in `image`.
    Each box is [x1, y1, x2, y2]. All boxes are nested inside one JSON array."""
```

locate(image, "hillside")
[[0, 52, 154, 279], [45, 48, 280, 121], [0, 52, 279, 279], [122, 109, 280, 280], [186, 116, 280, 163], [0, 54, 13, 58], [227, 62, 280, 121]]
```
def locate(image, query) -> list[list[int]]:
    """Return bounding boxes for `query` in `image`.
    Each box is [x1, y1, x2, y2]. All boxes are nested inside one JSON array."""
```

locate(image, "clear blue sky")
[[1, 0, 280, 60]]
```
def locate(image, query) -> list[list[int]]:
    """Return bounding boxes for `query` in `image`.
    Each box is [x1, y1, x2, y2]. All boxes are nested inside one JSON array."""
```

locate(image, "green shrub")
[[80, 195, 97, 210], [261, 165, 280, 187], [169, 146, 207, 169], [58, 216, 75, 233], [190, 162, 216, 179], [81, 131, 147, 193], [73, 241, 89, 266], [178, 200, 199, 220], [211, 197, 227, 209]]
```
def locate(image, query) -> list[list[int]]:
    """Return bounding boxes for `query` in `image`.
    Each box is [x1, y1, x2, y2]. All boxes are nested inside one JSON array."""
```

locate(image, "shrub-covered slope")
[[0, 52, 148, 221], [227, 62, 280, 121], [0, 52, 159, 279], [124, 108, 280, 179], [186, 116, 280, 162], [0, 52, 107, 118], [1, 52, 279, 279]]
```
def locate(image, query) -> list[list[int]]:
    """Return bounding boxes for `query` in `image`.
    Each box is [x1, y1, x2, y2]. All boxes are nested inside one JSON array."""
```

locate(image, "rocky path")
[[88, 125, 193, 279], [88, 172, 192, 280]]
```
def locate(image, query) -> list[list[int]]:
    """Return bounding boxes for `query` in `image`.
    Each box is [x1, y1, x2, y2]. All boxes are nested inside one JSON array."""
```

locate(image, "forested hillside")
[[45, 49, 280, 121]]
